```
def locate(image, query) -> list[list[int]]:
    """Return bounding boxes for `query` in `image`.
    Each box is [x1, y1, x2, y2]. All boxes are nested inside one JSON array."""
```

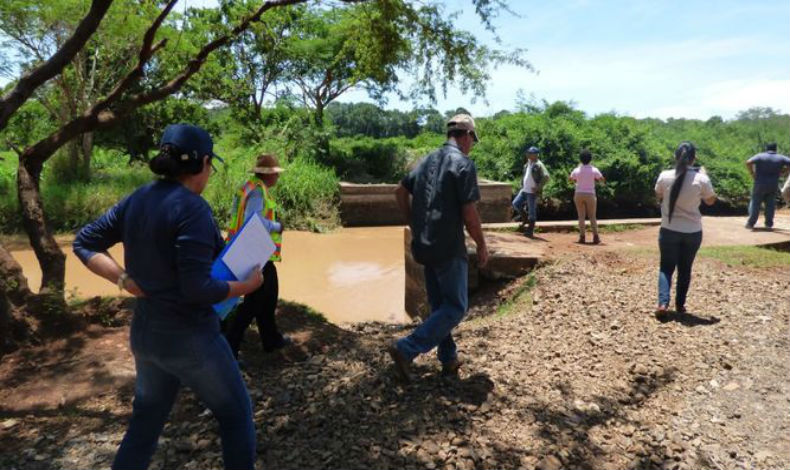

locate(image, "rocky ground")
[[1, 246, 788, 470]]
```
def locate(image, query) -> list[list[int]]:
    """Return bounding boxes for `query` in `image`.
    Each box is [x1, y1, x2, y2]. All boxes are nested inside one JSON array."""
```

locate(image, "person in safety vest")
[[223, 153, 292, 357]]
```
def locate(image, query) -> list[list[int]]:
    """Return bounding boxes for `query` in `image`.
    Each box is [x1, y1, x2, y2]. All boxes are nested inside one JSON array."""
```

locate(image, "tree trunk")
[[314, 101, 325, 127], [313, 102, 330, 161], [17, 160, 66, 294], [81, 131, 93, 179], [67, 139, 81, 178]]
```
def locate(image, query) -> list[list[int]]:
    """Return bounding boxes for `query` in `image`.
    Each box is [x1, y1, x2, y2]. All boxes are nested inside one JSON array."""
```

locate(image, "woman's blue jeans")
[[112, 309, 256, 470], [657, 228, 702, 310], [397, 257, 468, 365]]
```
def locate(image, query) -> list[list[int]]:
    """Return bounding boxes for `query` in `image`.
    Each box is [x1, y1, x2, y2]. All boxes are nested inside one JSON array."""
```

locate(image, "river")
[[10, 226, 408, 324]]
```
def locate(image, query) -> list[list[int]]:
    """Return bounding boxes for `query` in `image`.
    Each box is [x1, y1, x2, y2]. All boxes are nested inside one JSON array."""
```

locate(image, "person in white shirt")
[[512, 146, 550, 238], [569, 149, 605, 244], [782, 177, 790, 205], [654, 142, 716, 317]]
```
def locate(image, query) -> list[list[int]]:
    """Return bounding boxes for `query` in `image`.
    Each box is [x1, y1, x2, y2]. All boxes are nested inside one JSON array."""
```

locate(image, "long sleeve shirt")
[[242, 187, 282, 233], [73, 179, 229, 324]]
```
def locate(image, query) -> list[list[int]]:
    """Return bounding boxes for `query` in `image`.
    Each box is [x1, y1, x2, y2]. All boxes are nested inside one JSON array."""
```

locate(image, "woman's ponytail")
[[668, 141, 696, 222]]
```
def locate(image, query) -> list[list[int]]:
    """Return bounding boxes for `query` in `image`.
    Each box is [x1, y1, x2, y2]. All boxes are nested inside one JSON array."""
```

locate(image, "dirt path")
[[1, 227, 788, 469]]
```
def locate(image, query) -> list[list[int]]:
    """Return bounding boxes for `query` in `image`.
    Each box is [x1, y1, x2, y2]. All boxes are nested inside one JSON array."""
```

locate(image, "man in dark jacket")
[[389, 113, 489, 382]]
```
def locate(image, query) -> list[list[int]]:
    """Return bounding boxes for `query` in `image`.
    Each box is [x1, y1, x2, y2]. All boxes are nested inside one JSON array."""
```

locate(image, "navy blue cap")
[[160, 124, 223, 165], [527, 146, 540, 154]]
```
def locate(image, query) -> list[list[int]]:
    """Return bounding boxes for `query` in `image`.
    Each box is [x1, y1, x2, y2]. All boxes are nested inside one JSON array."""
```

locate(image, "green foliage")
[[0, 99, 54, 149], [272, 159, 340, 232], [327, 137, 409, 183], [202, 137, 341, 233], [472, 103, 789, 216], [1, 102, 788, 235]]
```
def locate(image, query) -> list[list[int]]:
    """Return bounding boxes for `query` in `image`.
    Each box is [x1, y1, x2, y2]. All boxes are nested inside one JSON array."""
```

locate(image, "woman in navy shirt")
[[74, 124, 263, 470]]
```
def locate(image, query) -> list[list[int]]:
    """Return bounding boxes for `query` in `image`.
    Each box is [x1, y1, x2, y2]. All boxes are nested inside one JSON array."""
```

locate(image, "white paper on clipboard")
[[221, 214, 276, 279]]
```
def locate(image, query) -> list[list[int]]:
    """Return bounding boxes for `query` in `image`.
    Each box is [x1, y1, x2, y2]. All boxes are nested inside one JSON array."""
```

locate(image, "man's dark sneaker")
[[592, 235, 601, 244], [745, 223, 754, 229], [441, 358, 462, 378], [655, 304, 668, 319], [388, 342, 411, 383], [524, 221, 535, 238], [263, 334, 293, 353], [676, 305, 687, 314], [577, 235, 586, 244]]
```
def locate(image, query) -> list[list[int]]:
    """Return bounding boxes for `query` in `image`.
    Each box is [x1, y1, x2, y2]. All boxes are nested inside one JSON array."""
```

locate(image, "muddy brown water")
[[10, 227, 408, 324]]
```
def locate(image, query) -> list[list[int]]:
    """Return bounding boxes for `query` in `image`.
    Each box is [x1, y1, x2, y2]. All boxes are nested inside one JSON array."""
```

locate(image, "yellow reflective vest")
[[227, 179, 282, 262]]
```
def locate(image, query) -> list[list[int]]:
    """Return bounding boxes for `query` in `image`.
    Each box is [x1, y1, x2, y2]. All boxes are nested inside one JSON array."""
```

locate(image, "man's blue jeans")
[[747, 183, 777, 228], [658, 228, 702, 310], [512, 190, 537, 222], [397, 257, 468, 365], [113, 310, 256, 470]]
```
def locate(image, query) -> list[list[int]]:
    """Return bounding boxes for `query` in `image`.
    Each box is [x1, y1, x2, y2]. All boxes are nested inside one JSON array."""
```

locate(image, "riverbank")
[[1, 242, 788, 469]]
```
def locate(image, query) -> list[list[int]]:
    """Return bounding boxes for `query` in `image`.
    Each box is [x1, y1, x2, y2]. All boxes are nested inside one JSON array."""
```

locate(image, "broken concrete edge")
[[403, 227, 543, 320]]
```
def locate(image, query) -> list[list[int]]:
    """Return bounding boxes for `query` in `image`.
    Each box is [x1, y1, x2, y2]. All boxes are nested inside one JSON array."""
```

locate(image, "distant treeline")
[[1, 100, 787, 232]]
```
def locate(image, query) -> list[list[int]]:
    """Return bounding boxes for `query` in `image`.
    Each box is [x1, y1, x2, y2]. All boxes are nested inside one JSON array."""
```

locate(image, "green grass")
[[0, 142, 342, 234], [597, 223, 646, 233], [494, 273, 537, 318], [698, 245, 790, 269]]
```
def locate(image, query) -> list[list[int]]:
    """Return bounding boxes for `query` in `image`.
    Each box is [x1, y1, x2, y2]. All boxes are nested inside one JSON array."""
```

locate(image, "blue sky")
[[4, 0, 788, 120], [342, 0, 789, 120]]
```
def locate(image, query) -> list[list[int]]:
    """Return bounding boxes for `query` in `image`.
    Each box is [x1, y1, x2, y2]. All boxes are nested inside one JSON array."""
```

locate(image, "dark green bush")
[[327, 136, 409, 182]]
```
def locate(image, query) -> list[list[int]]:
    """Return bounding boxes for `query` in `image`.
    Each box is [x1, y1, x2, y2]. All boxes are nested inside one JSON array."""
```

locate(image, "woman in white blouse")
[[654, 142, 716, 316]]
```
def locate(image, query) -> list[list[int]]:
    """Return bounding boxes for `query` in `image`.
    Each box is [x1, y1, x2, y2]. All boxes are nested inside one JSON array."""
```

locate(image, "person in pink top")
[[569, 149, 605, 244]]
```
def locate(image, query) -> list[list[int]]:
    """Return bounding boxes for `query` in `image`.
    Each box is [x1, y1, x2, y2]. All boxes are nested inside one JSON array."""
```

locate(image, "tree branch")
[[19, 0, 310, 170], [0, 0, 114, 131]]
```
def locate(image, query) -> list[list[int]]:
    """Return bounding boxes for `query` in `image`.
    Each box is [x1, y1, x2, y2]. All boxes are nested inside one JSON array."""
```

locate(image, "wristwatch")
[[117, 272, 130, 291]]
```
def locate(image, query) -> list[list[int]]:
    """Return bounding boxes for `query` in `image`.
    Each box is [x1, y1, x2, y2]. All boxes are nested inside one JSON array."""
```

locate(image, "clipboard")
[[212, 213, 277, 319]]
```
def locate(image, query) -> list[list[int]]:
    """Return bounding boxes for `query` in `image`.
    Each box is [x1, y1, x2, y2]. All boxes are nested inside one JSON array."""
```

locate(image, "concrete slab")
[[404, 227, 545, 319], [339, 180, 512, 226]]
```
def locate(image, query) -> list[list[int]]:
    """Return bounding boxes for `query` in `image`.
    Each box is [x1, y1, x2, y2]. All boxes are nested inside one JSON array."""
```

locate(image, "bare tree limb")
[[0, 0, 114, 131]]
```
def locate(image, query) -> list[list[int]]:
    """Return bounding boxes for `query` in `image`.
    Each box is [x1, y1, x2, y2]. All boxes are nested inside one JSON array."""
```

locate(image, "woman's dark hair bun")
[[149, 144, 202, 177]]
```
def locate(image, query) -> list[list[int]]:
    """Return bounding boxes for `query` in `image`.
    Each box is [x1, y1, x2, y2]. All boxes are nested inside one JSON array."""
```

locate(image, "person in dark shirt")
[[73, 124, 263, 470], [389, 113, 489, 382], [745, 142, 790, 229]]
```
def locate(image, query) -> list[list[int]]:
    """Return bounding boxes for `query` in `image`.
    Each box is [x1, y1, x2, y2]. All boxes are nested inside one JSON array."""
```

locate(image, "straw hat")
[[251, 153, 284, 174]]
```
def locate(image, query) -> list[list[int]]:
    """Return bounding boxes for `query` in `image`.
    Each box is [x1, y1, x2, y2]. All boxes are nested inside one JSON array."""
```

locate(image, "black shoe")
[[655, 304, 668, 320], [441, 358, 462, 378], [745, 223, 754, 229], [388, 342, 411, 383], [524, 221, 535, 238], [263, 335, 293, 353]]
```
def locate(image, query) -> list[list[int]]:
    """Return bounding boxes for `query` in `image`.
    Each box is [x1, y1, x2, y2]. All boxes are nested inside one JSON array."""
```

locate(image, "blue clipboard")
[[211, 213, 266, 319]]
